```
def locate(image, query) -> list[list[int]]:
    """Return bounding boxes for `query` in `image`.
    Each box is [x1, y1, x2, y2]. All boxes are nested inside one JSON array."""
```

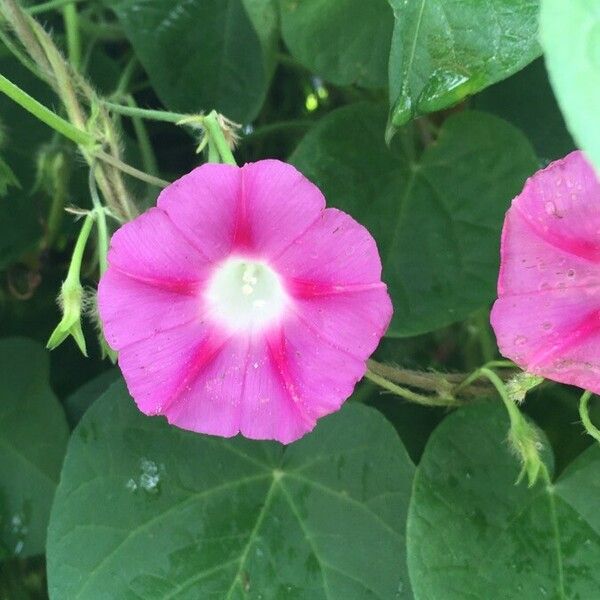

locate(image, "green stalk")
[[466, 366, 544, 486], [202, 110, 236, 165], [125, 95, 159, 176], [45, 151, 70, 249], [89, 167, 108, 274], [104, 100, 189, 124], [0, 73, 94, 145], [28, 0, 85, 15], [62, 1, 81, 71], [364, 369, 460, 407], [474, 308, 497, 363], [94, 150, 168, 188], [579, 391, 600, 444], [66, 212, 95, 283]]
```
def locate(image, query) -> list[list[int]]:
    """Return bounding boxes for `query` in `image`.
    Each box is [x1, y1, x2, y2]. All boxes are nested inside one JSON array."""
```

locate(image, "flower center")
[[204, 257, 289, 332]]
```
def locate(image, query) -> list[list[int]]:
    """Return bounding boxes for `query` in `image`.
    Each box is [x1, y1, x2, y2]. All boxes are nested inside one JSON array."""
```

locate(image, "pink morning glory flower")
[[98, 160, 392, 443], [491, 150, 600, 393]]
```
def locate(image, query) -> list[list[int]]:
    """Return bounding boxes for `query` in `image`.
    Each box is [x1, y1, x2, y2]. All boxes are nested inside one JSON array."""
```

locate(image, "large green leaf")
[[103, 0, 277, 122], [408, 403, 600, 598], [47, 381, 415, 599], [0, 338, 69, 558], [291, 103, 538, 336], [388, 0, 541, 129], [540, 0, 600, 172], [279, 0, 393, 88]]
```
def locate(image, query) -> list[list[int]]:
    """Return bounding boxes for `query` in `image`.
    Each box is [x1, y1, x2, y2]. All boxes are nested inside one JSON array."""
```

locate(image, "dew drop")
[[542, 322, 553, 331], [139, 458, 160, 494], [514, 335, 528, 346], [567, 269, 576, 278], [545, 201, 556, 215]]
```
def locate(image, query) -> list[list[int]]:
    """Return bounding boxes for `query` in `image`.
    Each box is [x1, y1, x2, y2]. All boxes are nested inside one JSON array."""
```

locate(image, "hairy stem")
[[364, 369, 462, 407], [94, 150, 168, 188], [104, 100, 190, 124]]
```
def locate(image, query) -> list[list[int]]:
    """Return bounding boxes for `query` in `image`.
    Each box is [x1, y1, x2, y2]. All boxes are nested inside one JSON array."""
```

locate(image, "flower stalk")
[[579, 391, 600, 444]]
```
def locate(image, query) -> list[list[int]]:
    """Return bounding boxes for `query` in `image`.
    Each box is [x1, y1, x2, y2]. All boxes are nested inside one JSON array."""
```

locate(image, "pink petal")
[[98, 270, 202, 350], [237, 160, 325, 255], [107, 207, 211, 284], [157, 163, 240, 261], [265, 315, 367, 423], [162, 334, 246, 438], [492, 288, 600, 391], [293, 289, 392, 358], [165, 334, 314, 443], [274, 207, 385, 289], [491, 150, 600, 391], [117, 323, 224, 415]]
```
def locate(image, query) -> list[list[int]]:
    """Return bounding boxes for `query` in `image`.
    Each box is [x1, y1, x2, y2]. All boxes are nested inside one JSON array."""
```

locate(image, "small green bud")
[[47, 211, 96, 357], [47, 278, 87, 355], [509, 416, 544, 487], [506, 372, 544, 404]]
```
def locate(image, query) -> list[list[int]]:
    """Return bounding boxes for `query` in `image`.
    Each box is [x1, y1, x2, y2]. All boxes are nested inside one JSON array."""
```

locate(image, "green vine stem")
[[104, 103, 239, 165], [364, 368, 463, 407], [125, 95, 159, 178], [62, 1, 81, 71], [28, 0, 86, 16], [103, 100, 189, 124], [367, 359, 497, 398], [94, 150, 168, 188], [579, 391, 600, 444], [44, 150, 70, 249], [0, 73, 94, 145]]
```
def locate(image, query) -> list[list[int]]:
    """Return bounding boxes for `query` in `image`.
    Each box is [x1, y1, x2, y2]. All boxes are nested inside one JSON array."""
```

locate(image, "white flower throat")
[[205, 257, 288, 332]]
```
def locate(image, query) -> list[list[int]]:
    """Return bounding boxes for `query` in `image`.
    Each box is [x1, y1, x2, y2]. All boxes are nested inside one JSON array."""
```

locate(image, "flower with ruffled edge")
[[491, 150, 600, 393], [98, 160, 392, 443]]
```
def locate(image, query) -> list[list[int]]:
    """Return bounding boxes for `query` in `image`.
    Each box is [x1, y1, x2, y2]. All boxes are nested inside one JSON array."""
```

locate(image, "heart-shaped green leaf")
[[408, 403, 600, 598], [47, 381, 415, 598]]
